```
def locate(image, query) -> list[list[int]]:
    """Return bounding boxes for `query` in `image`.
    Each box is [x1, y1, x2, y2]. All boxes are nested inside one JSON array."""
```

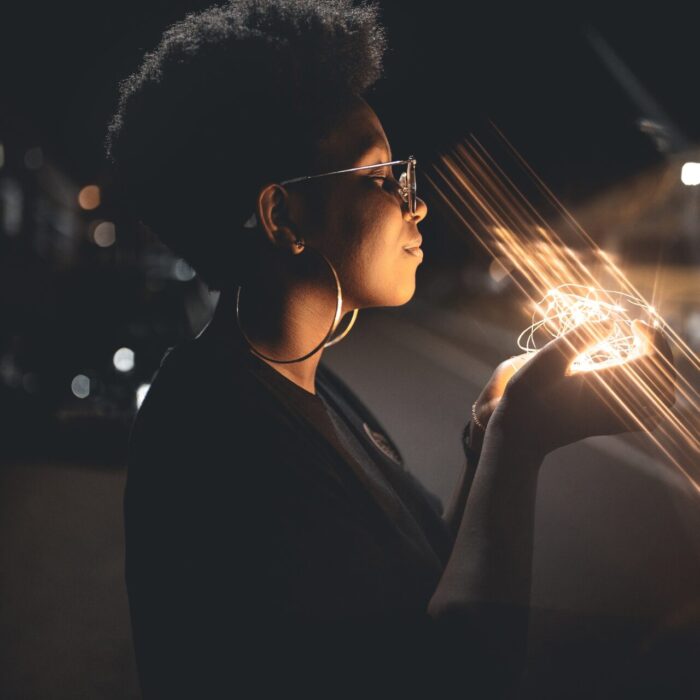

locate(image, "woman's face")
[[295, 97, 428, 310]]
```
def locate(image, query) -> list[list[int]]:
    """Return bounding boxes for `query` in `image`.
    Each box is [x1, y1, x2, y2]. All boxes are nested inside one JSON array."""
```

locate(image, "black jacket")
[[124, 317, 454, 698]]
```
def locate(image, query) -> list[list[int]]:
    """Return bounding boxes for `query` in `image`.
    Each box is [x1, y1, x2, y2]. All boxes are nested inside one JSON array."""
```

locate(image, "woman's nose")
[[403, 195, 428, 223]]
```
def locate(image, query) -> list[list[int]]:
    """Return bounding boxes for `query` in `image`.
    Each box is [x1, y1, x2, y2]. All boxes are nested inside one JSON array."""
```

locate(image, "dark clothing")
[[124, 317, 459, 697]]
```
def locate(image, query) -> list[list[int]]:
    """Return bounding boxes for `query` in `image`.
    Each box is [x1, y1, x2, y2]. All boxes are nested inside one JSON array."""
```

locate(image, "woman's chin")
[[398, 285, 416, 306], [352, 277, 417, 310], [385, 280, 417, 307]]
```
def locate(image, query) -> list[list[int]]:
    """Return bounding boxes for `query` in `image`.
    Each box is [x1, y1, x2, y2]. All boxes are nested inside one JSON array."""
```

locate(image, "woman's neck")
[[213, 285, 335, 396]]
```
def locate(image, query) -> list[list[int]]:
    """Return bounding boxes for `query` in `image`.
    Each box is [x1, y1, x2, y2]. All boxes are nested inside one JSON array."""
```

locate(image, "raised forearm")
[[431, 419, 542, 610], [428, 419, 543, 684], [443, 421, 485, 540], [442, 455, 478, 542]]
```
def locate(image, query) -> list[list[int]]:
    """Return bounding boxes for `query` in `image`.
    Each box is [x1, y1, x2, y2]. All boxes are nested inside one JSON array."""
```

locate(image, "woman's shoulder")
[[139, 329, 270, 415], [134, 338, 221, 424], [128, 334, 270, 464], [129, 332, 336, 468]]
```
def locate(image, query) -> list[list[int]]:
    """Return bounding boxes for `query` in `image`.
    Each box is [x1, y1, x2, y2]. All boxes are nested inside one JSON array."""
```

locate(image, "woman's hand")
[[469, 354, 531, 452], [487, 319, 676, 457]]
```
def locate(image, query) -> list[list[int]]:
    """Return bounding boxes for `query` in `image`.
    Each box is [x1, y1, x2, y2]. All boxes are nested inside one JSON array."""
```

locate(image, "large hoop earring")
[[235, 241, 358, 364]]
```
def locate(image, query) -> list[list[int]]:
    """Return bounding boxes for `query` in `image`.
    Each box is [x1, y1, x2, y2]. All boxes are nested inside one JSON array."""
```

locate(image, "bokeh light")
[[681, 162, 700, 186], [113, 347, 135, 373], [78, 185, 101, 210], [173, 259, 196, 281], [70, 374, 90, 399], [93, 221, 116, 247]]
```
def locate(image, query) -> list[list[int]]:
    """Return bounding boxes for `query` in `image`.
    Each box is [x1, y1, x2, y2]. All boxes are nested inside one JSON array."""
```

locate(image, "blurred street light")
[[78, 184, 100, 210], [113, 347, 134, 373], [93, 221, 116, 247], [71, 374, 90, 399], [681, 162, 700, 186]]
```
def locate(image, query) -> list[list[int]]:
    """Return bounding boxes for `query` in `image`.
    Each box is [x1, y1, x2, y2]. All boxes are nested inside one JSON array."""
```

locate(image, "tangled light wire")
[[518, 284, 658, 373]]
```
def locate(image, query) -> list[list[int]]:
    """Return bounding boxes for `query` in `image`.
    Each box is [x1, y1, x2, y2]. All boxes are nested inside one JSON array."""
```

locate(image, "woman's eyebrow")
[[355, 142, 392, 166]]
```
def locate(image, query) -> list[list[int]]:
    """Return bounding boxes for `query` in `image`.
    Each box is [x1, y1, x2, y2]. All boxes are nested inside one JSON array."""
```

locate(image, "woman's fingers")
[[631, 319, 654, 352], [650, 324, 674, 363], [631, 320, 676, 391], [595, 344, 675, 409], [650, 327, 677, 398], [497, 354, 533, 392], [498, 319, 677, 449], [525, 320, 614, 382]]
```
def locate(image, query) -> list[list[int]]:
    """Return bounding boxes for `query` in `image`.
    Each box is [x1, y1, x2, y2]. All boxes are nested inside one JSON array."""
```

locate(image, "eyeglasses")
[[243, 156, 417, 228]]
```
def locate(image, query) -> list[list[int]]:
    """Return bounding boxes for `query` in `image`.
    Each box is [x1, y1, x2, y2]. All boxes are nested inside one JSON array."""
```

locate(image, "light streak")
[[427, 131, 700, 492]]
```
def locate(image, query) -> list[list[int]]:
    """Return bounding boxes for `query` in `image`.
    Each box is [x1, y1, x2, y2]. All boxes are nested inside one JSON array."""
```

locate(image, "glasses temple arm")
[[280, 159, 410, 185]]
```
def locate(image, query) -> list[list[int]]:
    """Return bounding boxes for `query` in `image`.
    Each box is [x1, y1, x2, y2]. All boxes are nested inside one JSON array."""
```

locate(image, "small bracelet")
[[471, 401, 486, 432]]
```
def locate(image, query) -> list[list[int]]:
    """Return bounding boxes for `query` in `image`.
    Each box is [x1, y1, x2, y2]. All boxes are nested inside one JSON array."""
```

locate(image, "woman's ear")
[[256, 183, 304, 254]]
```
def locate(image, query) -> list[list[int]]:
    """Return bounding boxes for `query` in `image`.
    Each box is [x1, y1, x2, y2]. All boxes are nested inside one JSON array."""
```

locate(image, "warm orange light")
[[427, 133, 700, 492], [78, 185, 101, 210]]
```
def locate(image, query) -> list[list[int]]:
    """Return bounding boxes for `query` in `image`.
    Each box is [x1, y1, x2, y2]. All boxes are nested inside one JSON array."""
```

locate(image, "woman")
[[106, 2, 675, 697]]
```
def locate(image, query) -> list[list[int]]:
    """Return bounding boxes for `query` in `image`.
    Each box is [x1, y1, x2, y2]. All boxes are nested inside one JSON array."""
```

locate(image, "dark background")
[[4, 3, 699, 194], [1, 2, 698, 698]]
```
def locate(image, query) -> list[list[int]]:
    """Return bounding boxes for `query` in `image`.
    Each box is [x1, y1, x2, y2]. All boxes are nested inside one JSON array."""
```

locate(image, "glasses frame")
[[281, 155, 417, 216], [243, 156, 417, 229]]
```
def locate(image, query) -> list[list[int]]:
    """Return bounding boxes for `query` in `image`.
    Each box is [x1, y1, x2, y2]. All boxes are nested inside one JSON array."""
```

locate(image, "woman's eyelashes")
[[368, 170, 395, 189]]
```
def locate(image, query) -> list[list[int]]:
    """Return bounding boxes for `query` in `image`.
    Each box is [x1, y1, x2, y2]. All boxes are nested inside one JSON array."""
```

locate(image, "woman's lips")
[[403, 234, 423, 259], [403, 246, 423, 259]]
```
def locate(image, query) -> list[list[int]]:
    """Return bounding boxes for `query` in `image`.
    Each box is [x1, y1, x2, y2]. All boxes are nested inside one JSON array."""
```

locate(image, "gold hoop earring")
[[235, 241, 358, 364]]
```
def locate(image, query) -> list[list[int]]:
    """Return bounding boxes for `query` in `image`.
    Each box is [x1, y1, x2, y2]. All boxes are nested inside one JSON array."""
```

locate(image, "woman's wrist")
[[480, 410, 545, 477], [467, 400, 489, 454], [462, 420, 483, 464], [468, 396, 547, 473]]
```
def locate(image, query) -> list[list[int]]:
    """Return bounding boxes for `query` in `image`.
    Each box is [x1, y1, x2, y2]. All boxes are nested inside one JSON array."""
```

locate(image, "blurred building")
[[0, 127, 213, 461]]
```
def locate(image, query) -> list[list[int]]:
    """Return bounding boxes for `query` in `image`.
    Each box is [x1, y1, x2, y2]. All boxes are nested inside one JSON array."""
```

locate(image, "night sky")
[[1, 2, 697, 202]]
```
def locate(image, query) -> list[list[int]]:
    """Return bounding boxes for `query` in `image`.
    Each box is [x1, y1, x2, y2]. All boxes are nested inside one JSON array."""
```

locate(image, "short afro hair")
[[105, 0, 387, 291]]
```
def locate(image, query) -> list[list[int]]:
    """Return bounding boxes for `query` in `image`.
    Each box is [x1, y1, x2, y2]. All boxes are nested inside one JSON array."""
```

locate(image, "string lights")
[[518, 284, 656, 373]]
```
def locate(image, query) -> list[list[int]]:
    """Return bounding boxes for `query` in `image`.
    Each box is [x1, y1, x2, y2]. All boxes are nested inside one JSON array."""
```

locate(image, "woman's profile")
[[105, 1, 675, 697]]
